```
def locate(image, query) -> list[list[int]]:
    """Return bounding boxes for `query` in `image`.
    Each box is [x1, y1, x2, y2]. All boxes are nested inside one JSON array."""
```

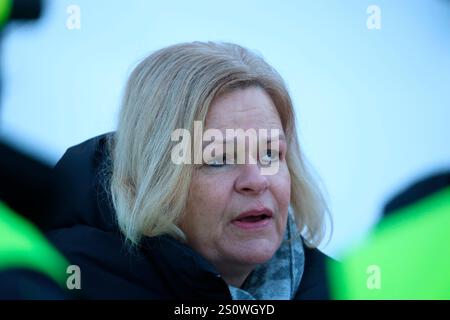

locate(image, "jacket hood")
[[50, 133, 117, 232]]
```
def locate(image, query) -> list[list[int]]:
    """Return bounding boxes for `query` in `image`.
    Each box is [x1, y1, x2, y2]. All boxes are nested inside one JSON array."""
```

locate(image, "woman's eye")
[[261, 149, 280, 164], [206, 154, 227, 167], [205, 150, 281, 167], [207, 159, 224, 167]]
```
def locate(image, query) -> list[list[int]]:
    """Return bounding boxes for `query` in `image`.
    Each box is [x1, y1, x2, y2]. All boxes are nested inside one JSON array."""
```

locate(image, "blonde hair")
[[109, 41, 331, 248]]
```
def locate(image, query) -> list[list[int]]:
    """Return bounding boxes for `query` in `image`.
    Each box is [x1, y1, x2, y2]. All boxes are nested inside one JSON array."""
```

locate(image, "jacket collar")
[[140, 211, 305, 301], [141, 235, 231, 300]]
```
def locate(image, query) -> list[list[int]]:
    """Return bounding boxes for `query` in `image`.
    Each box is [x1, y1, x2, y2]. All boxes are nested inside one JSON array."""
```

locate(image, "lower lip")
[[231, 217, 272, 230]]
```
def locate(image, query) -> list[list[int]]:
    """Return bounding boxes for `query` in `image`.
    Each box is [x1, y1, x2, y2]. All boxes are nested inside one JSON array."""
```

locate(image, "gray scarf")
[[228, 210, 305, 300]]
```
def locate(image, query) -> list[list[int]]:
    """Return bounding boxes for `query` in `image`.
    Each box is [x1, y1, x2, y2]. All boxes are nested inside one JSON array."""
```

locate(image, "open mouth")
[[235, 214, 271, 223], [232, 209, 273, 230]]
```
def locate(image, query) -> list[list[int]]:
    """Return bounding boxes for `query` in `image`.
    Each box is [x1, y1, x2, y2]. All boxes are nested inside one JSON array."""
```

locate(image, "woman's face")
[[179, 86, 291, 280]]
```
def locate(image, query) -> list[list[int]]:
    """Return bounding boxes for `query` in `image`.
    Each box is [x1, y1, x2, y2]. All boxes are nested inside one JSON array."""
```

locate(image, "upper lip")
[[233, 208, 274, 221]]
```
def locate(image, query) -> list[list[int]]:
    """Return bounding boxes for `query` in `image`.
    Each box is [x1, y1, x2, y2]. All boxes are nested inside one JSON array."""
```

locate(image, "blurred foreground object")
[[0, 0, 42, 26], [0, 141, 59, 229], [329, 171, 450, 299], [0, 201, 69, 299], [0, 0, 73, 299], [0, 0, 53, 232]]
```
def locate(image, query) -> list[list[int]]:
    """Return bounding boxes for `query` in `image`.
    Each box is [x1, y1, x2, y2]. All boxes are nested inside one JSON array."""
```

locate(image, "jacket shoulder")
[[49, 133, 117, 231], [47, 225, 172, 299], [295, 246, 335, 300]]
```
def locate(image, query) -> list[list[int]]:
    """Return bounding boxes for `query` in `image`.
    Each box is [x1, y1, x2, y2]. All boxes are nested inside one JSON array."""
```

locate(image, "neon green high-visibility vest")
[[328, 187, 450, 299], [0, 200, 69, 288], [0, 0, 12, 27]]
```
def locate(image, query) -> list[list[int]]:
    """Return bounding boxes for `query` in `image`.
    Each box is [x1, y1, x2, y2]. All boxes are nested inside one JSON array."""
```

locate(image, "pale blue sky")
[[1, 0, 449, 256]]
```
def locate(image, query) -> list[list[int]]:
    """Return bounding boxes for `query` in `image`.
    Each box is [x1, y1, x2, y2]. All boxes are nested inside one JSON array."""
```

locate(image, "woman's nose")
[[234, 164, 270, 195]]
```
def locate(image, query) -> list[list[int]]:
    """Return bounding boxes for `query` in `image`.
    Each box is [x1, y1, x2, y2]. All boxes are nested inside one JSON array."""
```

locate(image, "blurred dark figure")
[[0, 142, 58, 229], [383, 171, 450, 217], [0, 0, 72, 299]]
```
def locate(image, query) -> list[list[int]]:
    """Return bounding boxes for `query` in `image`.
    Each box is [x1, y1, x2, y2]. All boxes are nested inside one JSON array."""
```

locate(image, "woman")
[[49, 41, 332, 299]]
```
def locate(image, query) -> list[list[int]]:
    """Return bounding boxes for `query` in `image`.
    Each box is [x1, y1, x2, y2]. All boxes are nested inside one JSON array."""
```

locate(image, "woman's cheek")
[[273, 166, 291, 201], [196, 173, 231, 211]]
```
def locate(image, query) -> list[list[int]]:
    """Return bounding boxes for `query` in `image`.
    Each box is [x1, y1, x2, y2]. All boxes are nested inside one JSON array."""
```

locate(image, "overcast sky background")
[[1, 0, 449, 257]]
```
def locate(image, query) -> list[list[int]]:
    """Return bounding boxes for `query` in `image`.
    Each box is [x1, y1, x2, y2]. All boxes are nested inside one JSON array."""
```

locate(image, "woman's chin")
[[224, 238, 280, 266]]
